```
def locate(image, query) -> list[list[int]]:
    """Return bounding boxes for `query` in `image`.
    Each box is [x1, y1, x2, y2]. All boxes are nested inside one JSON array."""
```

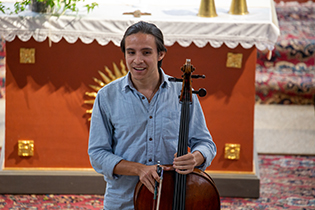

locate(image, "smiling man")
[[88, 21, 217, 210]]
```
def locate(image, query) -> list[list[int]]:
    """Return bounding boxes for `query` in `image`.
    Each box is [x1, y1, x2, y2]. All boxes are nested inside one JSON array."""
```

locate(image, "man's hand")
[[173, 151, 205, 174], [113, 160, 160, 194], [137, 164, 160, 194]]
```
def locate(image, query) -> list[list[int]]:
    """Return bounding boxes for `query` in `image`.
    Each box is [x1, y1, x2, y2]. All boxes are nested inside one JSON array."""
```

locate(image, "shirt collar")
[[122, 68, 171, 93]]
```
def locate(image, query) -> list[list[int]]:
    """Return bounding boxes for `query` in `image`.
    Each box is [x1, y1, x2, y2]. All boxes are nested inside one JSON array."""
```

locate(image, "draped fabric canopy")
[[0, 0, 280, 50]]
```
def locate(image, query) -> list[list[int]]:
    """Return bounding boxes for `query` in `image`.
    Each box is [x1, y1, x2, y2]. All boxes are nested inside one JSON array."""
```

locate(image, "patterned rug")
[[221, 155, 315, 210], [1, 154, 314, 209], [256, 1, 315, 105]]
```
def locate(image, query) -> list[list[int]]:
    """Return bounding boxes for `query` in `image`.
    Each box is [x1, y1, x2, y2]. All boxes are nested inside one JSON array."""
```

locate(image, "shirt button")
[[142, 96, 145, 100], [149, 116, 153, 119], [149, 159, 152, 162], [149, 138, 152, 141]]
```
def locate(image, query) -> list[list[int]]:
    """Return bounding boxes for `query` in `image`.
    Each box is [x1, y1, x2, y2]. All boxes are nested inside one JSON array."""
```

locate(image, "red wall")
[[5, 38, 256, 172], [163, 43, 256, 172]]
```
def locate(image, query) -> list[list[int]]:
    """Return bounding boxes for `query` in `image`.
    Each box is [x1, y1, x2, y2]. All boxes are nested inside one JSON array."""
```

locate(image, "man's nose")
[[134, 54, 144, 64]]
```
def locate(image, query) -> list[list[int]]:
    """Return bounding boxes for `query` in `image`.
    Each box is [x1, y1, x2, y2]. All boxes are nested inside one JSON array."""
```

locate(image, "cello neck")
[[176, 58, 194, 158], [172, 59, 194, 210]]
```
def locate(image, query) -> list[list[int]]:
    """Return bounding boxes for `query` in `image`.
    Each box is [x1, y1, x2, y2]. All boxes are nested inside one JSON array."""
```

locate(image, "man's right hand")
[[137, 164, 160, 194], [113, 160, 160, 194]]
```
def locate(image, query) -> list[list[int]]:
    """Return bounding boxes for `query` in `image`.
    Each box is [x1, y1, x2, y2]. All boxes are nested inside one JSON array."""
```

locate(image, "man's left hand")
[[172, 151, 204, 174]]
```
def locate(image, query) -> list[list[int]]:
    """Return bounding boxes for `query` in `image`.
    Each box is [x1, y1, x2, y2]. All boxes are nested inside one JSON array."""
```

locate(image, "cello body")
[[134, 167, 221, 210]]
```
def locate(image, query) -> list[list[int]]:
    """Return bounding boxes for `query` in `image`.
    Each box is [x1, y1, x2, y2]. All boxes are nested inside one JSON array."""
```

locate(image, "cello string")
[[179, 94, 190, 209], [173, 172, 180, 209], [181, 82, 190, 209], [182, 101, 189, 210], [174, 100, 185, 209], [174, 70, 191, 210]]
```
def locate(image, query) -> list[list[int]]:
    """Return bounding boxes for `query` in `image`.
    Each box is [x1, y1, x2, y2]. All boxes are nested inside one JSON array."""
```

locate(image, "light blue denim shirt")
[[88, 69, 216, 210]]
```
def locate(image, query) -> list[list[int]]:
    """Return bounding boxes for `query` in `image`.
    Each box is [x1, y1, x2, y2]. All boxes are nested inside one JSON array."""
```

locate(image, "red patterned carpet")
[[221, 155, 315, 210], [1, 154, 314, 209], [256, 1, 315, 105]]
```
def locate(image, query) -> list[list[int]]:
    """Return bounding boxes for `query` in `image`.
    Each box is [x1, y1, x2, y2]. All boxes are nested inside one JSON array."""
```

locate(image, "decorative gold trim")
[[123, 10, 151, 17], [224, 143, 241, 160], [20, 48, 35, 64], [85, 60, 128, 121], [226, 52, 243, 68], [18, 140, 34, 157], [206, 151, 258, 175], [206, 169, 254, 175]]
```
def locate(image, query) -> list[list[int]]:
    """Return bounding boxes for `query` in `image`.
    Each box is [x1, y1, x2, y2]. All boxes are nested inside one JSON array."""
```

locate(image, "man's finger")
[[143, 179, 154, 194]]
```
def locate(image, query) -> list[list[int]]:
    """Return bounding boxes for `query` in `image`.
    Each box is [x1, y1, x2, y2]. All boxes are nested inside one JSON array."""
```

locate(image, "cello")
[[134, 59, 221, 210]]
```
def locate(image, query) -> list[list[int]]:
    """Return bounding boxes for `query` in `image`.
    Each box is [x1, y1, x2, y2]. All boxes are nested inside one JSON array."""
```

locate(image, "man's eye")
[[143, 51, 151, 55], [127, 51, 135, 55]]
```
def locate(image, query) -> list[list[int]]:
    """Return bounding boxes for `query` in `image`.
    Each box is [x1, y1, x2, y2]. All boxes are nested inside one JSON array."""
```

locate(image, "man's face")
[[125, 32, 165, 85]]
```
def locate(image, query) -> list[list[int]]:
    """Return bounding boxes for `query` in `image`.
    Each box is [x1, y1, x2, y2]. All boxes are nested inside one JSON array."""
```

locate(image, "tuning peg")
[[192, 88, 207, 97], [168, 77, 183, 82], [191, 75, 206, 79]]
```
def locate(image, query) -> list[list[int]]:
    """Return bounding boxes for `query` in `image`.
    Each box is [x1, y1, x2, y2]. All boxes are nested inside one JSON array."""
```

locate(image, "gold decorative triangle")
[[85, 60, 128, 121]]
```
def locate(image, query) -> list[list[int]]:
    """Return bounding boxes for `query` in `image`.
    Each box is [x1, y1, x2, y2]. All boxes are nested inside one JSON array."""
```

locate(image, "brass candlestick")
[[198, 0, 217, 18], [229, 0, 249, 15]]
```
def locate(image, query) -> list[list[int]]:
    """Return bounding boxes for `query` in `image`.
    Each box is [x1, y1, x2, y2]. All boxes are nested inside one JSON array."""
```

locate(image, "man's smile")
[[133, 67, 146, 71]]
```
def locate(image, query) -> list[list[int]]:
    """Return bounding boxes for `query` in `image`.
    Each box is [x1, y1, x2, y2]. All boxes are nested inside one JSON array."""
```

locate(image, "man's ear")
[[158, 51, 166, 61]]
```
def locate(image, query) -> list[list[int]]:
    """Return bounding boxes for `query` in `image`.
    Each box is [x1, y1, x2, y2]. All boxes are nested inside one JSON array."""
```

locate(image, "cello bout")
[[134, 168, 221, 210]]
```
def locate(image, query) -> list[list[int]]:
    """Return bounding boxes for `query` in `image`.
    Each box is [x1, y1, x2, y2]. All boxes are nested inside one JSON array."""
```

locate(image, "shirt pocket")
[[162, 111, 180, 144]]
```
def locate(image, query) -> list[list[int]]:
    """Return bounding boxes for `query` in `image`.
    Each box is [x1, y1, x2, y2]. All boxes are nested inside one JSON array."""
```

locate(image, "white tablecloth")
[[0, 0, 280, 50]]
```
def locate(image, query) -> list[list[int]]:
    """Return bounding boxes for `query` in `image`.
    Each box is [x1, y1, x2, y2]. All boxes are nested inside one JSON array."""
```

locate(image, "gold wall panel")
[[20, 48, 35, 64], [225, 143, 240, 160], [18, 140, 34, 157], [226, 52, 243, 68]]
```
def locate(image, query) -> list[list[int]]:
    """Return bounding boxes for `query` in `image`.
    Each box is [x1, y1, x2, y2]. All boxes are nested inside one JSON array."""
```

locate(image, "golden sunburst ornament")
[[85, 60, 128, 120]]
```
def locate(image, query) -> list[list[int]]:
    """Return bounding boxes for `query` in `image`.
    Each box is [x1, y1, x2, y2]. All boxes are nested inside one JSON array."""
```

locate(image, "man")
[[88, 21, 216, 210]]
